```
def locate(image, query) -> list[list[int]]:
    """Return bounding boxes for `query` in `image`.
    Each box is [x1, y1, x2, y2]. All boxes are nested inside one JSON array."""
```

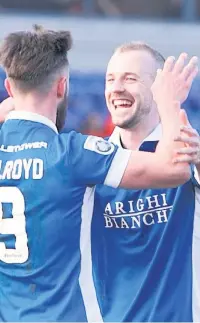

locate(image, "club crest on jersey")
[[84, 136, 115, 155], [95, 140, 113, 153]]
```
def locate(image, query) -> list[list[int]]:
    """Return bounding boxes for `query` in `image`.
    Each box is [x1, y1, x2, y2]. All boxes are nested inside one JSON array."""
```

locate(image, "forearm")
[[159, 100, 190, 171], [120, 150, 191, 189], [159, 100, 181, 140], [152, 100, 190, 186]]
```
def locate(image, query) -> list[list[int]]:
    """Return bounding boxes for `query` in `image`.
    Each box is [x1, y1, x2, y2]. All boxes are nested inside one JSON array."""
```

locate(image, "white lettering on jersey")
[[0, 141, 47, 152], [103, 193, 172, 229], [0, 159, 44, 180], [84, 136, 115, 155], [0, 187, 28, 263]]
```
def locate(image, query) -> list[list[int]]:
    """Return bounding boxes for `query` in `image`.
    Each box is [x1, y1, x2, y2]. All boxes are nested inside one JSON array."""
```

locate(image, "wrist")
[[156, 100, 180, 112], [159, 100, 181, 135]]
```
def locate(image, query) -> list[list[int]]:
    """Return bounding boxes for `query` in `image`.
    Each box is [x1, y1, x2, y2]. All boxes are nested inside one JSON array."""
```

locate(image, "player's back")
[[0, 115, 98, 322]]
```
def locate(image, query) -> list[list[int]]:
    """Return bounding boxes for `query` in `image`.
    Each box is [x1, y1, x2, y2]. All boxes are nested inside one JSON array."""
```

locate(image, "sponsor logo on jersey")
[[103, 193, 173, 229], [0, 142, 47, 152]]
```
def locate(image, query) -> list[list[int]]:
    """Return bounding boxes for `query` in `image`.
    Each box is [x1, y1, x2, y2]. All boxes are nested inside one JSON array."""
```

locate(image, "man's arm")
[[63, 123, 190, 190], [64, 101, 191, 190], [3, 96, 185, 190], [120, 149, 190, 189]]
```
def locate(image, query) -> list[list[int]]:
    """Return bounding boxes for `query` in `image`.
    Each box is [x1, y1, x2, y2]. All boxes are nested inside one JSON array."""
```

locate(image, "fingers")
[[186, 66, 199, 89], [180, 125, 198, 136], [175, 135, 199, 146], [162, 54, 198, 84], [174, 124, 200, 164], [175, 124, 199, 147], [163, 56, 175, 72], [181, 56, 198, 81], [173, 150, 200, 164], [173, 53, 188, 74], [173, 155, 198, 163], [153, 53, 198, 107], [176, 146, 198, 155]]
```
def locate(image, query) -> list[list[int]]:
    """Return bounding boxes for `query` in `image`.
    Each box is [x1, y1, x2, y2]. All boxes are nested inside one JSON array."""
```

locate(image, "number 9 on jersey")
[[0, 187, 28, 264]]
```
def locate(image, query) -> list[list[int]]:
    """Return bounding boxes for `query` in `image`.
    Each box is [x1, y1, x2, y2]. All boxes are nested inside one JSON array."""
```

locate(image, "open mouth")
[[112, 99, 133, 109]]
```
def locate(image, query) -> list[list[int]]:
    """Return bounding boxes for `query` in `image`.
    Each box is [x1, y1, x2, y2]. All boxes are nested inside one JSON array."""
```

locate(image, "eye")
[[126, 76, 137, 81], [106, 77, 114, 83]]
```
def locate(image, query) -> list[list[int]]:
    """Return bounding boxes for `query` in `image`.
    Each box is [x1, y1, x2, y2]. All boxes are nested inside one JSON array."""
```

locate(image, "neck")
[[119, 113, 160, 150], [12, 93, 57, 124]]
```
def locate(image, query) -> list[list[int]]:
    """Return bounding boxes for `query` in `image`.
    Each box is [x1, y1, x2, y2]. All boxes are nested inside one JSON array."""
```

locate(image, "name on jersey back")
[[0, 142, 46, 180]]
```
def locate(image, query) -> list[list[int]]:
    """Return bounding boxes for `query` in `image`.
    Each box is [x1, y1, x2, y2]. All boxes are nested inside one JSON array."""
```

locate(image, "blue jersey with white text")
[[0, 112, 130, 322], [91, 126, 200, 322]]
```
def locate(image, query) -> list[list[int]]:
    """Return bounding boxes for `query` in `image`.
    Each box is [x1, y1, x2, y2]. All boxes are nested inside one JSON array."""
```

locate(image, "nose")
[[111, 79, 125, 93]]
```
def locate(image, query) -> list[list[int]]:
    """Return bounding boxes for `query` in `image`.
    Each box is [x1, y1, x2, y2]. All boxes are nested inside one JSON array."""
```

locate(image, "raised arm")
[[120, 54, 198, 189]]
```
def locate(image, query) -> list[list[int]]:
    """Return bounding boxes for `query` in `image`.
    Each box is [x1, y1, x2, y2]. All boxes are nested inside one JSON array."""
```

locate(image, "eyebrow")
[[106, 72, 140, 78]]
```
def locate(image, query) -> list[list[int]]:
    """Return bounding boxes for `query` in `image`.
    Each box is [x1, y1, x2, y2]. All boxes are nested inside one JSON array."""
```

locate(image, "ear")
[[179, 109, 191, 127], [57, 77, 67, 99], [4, 78, 13, 97]]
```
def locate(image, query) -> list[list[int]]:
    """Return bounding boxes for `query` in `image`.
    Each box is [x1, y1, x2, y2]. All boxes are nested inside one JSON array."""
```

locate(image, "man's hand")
[[151, 53, 198, 143], [151, 53, 198, 106], [0, 97, 14, 123], [150, 54, 199, 183], [173, 110, 200, 165]]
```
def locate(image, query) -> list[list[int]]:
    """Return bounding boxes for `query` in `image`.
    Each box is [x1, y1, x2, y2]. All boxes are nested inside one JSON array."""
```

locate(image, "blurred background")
[[0, 0, 199, 135]]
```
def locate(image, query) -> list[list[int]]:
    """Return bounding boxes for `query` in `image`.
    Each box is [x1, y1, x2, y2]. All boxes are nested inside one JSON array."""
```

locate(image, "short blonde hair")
[[114, 41, 165, 69]]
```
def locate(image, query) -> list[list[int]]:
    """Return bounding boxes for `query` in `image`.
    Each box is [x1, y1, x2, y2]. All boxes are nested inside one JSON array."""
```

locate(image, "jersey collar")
[[5, 111, 58, 134], [109, 124, 162, 147]]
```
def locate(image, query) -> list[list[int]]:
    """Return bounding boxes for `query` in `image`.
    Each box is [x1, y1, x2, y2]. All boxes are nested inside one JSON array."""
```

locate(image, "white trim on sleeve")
[[104, 148, 132, 188]]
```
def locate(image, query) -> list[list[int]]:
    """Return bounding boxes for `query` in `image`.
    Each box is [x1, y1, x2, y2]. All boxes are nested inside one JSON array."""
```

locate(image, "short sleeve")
[[60, 131, 131, 187]]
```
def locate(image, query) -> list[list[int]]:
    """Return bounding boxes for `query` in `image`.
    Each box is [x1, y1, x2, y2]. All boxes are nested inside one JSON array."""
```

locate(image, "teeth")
[[113, 99, 132, 106]]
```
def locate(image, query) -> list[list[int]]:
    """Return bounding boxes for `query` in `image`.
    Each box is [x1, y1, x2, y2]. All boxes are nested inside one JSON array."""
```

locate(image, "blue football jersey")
[[0, 111, 131, 322], [91, 125, 200, 322]]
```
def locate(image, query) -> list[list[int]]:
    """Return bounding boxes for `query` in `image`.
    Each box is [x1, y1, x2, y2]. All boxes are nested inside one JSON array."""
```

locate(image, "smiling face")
[[105, 49, 159, 129]]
